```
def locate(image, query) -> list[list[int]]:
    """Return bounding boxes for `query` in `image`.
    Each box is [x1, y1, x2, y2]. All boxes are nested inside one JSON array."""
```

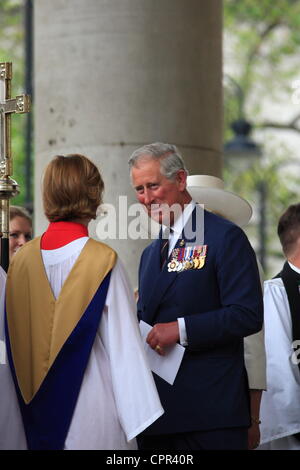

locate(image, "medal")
[[183, 247, 193, 270], [176, 248, 184, 271], [176, 262, 184, 272], [182, 247, 188, 270], [197, 245, 207, 269], [192, 247, 200, 269], [168, 260, 177, 272], [174, 245, 208, 271], [168, 248, 179, 272]]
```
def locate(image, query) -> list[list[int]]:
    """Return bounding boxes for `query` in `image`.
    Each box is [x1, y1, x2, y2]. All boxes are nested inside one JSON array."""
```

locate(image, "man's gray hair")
[[128, 142, 188, 181]]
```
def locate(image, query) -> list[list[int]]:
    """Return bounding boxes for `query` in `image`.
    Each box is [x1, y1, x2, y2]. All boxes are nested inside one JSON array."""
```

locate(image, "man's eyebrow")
[[134, 182, 157, 190]]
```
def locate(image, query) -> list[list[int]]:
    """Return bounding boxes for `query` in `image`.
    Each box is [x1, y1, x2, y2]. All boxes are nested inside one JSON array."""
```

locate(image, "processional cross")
[[0, 62, 30, 271]]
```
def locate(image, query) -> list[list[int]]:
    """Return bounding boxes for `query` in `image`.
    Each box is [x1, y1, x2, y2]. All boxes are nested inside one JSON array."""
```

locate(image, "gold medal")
[[187, 246, 195, 270], [168, 260, 177, 272], [193, 258, 200, 269], [184, 260, 191, 270], [198, 256, 206, 269], [168, 248, 180, 272], [199, 245, 207, 268]]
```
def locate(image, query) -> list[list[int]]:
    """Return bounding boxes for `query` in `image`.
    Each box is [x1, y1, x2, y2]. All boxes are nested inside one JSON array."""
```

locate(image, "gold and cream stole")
[[6, 237, 117, 404]]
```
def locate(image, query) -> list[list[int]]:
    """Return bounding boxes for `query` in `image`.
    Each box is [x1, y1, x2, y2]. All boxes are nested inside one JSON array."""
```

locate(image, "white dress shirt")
[[162, 200, 196, 347]]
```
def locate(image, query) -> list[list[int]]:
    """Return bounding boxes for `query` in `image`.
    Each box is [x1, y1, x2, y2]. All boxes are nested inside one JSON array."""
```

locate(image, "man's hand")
[[248, 421, 261, 450], [248, 390, 262, 450], [147, 321, 180, 356]]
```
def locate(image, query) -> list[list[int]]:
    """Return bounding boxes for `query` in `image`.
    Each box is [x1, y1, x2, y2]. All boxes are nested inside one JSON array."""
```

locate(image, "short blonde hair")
[[43, 154, 104, 222]]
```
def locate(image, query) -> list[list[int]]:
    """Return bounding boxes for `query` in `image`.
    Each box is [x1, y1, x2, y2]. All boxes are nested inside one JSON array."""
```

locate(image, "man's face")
[[131, 158, 187, 225]]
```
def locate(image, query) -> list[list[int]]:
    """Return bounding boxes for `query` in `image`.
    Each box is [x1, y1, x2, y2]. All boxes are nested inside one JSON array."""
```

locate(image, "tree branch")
[[247, 21, 282, 65], [257, 113, 300, 133], [242, 20, 282, 97]]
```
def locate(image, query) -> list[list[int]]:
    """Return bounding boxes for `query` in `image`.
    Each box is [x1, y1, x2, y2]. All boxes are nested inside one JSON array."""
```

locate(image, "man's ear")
[[176, 169, 187, 190], [289, 237, 300, 266]]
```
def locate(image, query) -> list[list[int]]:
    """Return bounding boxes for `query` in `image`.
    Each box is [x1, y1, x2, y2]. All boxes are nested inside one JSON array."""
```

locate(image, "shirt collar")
[[288, 261, 300, 275], [162, 200, 196, 237]]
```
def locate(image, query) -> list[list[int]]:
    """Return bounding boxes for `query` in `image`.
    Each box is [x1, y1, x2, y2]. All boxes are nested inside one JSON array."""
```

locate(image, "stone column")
[[34, 0, 222, 286]]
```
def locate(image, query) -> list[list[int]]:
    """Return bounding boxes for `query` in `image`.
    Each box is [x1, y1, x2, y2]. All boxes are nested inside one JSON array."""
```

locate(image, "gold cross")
[[0, 62, 30, 270], [0, 62, 30, 178]]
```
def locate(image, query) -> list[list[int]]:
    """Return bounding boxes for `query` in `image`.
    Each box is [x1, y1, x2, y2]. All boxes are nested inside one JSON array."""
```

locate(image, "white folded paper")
[[139, 320, 185, 385]]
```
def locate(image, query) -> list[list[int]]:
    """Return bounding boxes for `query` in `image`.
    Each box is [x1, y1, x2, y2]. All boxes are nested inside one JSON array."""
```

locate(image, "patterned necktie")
[[160, 229, 171, 270]]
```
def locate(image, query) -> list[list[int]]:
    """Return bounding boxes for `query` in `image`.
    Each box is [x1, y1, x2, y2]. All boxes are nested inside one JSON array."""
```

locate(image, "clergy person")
[[259, 203, 300, 450], [0, 264, 26, 450], [2, 153, 163, 450]]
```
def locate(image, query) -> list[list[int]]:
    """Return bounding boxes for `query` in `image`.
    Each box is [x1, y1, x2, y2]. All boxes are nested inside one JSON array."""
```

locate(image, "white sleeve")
[[243, 256, 267, 390], [177, 317, 188, 347], [244, 327, 267, 390], [260, 279, 300, 444], [105, 259, 164, 441], [0, 267, 27, 449]]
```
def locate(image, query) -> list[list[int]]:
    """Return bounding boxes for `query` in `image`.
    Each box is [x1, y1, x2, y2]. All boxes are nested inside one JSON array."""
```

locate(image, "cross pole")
[[0, 62, 30, 271]]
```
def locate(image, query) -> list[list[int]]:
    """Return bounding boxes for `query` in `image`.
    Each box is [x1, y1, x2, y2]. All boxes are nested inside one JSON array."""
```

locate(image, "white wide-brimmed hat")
[[187, 175, 252, 227]]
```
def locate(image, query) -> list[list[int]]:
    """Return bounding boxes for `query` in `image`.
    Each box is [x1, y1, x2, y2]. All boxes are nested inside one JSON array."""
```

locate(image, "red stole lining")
[[41, 222, 88, 250]]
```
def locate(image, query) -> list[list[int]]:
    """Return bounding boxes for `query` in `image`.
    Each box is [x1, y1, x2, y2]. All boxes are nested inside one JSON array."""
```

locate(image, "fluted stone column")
[[34, 0, 223, 286]]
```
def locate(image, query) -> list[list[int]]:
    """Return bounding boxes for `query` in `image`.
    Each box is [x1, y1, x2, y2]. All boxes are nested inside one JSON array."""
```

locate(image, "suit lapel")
[[141, 205, 205, 325], [140, 237, 161, 309], [142, 232, 180, 325]]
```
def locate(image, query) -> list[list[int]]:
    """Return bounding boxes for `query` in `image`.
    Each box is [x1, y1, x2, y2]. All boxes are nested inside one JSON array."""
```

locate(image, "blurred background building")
[[2, 0, 300, 282]]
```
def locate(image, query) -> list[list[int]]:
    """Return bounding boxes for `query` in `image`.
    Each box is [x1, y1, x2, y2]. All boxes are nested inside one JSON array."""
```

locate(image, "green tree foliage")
[[224, 0, 300, 274], [224, 0, 300, 132], [0, 0, 27, 206]]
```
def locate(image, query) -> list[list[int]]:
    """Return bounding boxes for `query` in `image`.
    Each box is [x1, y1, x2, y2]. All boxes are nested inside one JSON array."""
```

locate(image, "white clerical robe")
[[0, 266, 27, 450], [0, 238, 163, 450], [258, 277, 300, 450]]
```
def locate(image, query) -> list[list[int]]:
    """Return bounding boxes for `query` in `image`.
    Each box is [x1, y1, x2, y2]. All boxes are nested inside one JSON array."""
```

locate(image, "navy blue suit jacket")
[[137, 208, 263, 435]]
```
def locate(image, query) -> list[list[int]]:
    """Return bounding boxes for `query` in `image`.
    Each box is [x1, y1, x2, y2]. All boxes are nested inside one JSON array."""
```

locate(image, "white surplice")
[[0, 266, 27, 450], [258, 277, 300, 449], [0, 238, 163, 450]]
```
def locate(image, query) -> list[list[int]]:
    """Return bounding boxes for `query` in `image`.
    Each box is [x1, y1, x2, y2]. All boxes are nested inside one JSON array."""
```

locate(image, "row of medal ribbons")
[[168, 245, 207, 272]]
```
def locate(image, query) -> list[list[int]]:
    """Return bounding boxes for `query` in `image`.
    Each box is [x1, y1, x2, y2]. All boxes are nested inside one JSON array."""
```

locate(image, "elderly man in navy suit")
[[129, 142, 263, 450]]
